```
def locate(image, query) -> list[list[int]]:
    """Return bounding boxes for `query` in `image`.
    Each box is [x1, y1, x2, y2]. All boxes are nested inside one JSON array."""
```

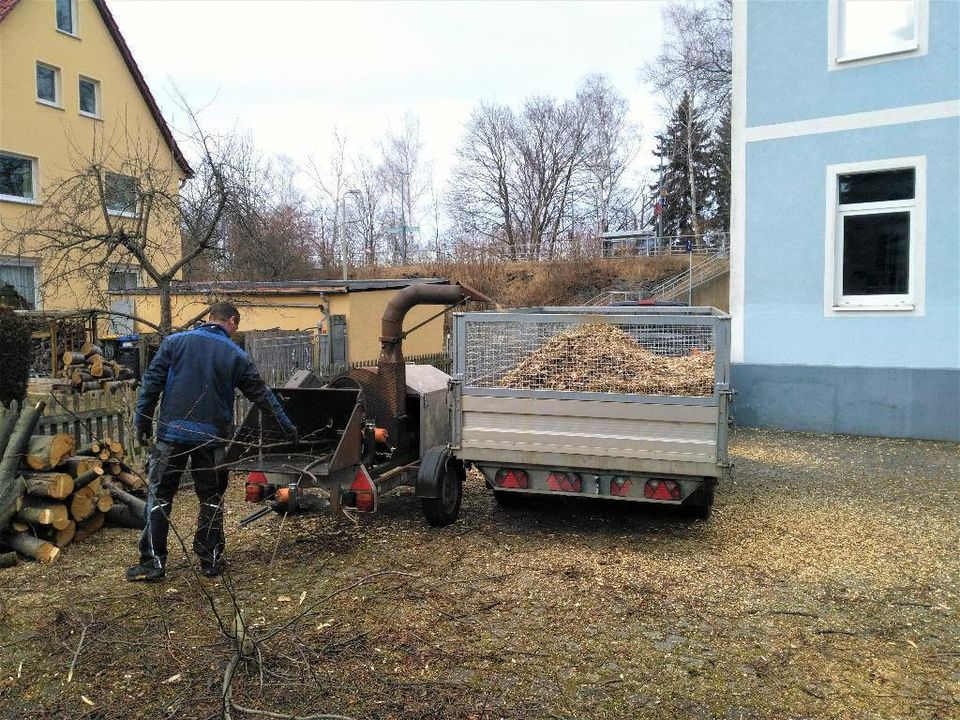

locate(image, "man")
[[126, 302, 297, 582]]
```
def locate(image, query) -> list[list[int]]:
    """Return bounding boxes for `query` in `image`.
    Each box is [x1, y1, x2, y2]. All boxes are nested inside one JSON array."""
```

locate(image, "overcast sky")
[[110, 0, 667, 192]]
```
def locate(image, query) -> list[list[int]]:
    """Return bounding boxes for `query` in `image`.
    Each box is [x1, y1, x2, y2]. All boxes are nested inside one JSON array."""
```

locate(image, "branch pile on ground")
[[59, 342, 138, 394], [499, 323, 715, 396], [0, 402, 147, 566]]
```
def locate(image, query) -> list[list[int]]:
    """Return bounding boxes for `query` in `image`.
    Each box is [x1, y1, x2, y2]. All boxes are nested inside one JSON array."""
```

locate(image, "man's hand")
[[136, 422, 152, 446], [286, 426, 299, 447]]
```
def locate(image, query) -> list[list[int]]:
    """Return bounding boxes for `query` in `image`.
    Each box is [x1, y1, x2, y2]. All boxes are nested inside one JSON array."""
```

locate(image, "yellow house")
[[0, 0, 190, 325], [121, 279, 453, 364]]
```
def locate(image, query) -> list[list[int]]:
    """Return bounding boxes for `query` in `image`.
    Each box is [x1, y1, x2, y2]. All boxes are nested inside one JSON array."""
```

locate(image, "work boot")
[[200, 561, 222, 578], [125, 562, 165, 582]]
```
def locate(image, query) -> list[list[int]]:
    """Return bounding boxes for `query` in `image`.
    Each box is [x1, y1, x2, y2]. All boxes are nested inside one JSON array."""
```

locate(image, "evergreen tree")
[[649, 93, 712, 241], [0, 307, 31, 405], [709, 103, 732, 235]]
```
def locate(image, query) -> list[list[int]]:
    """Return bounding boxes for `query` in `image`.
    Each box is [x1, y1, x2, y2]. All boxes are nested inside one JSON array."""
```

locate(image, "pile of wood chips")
[[499, 323, 715, 396], [0, 401, 146, 568]]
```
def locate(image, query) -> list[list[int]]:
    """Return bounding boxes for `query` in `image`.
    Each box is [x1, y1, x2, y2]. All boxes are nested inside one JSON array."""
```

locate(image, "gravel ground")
[[0, 427, 957, 719]]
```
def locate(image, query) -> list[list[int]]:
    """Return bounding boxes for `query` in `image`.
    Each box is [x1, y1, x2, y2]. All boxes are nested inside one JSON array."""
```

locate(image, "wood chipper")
[[225, 282, 492, 527]]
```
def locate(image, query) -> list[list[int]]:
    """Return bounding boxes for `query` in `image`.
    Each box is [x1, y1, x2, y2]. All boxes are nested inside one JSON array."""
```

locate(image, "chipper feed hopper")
[[226, 282, 491, 527]]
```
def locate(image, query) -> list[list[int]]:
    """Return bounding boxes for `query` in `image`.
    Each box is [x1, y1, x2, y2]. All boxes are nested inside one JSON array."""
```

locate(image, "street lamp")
[[343, 189, 362, 281]]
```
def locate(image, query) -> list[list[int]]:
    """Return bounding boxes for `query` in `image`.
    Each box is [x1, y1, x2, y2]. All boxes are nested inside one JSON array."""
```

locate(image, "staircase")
[[585, 251, 729, 306]]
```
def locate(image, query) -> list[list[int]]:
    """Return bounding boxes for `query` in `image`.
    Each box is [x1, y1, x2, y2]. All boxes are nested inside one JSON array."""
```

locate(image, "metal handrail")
[[585, 250, 729, 306]]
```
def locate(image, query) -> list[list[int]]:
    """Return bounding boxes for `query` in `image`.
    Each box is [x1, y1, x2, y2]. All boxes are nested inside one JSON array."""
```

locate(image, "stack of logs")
[[60, 342, 138, 394], [0, 401, 147, 568]]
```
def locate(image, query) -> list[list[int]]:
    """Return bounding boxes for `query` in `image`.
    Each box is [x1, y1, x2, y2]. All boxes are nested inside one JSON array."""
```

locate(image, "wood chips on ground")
[[499, 323, 715, 396]]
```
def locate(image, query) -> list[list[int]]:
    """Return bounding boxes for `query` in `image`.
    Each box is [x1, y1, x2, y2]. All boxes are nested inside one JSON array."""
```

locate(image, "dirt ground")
[[0, 428, 957, 720]]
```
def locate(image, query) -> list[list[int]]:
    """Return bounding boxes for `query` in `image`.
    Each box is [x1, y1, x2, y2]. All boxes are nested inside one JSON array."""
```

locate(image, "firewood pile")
[[59, 342, 138, 394], [0, 400, 147, 567], [499, 323, 716, 397]]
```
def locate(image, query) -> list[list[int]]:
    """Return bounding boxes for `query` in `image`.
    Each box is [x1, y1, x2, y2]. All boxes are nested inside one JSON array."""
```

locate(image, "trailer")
[[449, 306, 731, 517], [226, 282, 490, 528]]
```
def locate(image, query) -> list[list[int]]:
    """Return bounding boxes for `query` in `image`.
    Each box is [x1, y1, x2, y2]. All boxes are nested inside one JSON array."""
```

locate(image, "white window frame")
[[36, 61, 62, 108], [824, 156, 926, 317], [104, 172, 139, 218], [78, 75, 101, 118], [0, 150, 39, 205], [828, 0, 928, 70], [0, 257, 40, 310], [55, 0, 79, 37]]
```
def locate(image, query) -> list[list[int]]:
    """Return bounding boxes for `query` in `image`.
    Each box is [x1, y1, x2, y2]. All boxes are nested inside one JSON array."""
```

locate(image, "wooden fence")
[[30, 387, 149, 467]]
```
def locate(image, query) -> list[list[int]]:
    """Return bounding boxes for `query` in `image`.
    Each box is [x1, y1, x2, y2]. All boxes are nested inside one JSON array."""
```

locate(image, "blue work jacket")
[[135, 323, 294, 445]]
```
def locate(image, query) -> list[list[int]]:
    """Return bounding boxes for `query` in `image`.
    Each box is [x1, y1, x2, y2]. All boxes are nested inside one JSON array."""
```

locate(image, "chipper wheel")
[[418, 447, 465, 527]]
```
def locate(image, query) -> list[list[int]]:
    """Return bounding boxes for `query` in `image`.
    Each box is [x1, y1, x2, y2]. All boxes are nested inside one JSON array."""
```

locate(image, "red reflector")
[[350, 467, 376, 512], [247, 471, 267, 484], [547, 472, 581, 492], [495, 468, 528, 489], [645, 479, 681, 501], [611, 476, 632, 497], [245, 484, 264, 503]]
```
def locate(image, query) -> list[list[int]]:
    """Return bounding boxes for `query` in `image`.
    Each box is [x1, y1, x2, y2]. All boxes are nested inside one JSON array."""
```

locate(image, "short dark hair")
[[208, 302, 240, 322]]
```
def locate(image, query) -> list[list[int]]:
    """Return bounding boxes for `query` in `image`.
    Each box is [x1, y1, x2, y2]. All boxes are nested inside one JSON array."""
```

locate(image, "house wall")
[[130, 289, 447, 363], [0, 0, 183, 312], [732, 0, 960, 440]]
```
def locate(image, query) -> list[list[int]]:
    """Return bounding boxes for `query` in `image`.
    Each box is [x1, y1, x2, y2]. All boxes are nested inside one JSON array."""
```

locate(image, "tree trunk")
[[5, 532, 59, 564], [69, 487, 97, 523], [0, 400, 19, 460], [62, 456, 102, 477], [81, 342, 103, 358], [23, 473, 75, 500], [73, 442, 102, 458], [159, 280, 173, 336], [0, 401, 44, 527], [686, 88, 702, 241], [103, 480, 146, 520], [17, 498, 70, 529], [106, 503, 144, 529], [75, 512, 105, 542], [96, 489, 114, 513], [62, 351, 87, 366], [73, 468, 105, 489], [40, 520, 76, 548], [24, 434, 76, 471]]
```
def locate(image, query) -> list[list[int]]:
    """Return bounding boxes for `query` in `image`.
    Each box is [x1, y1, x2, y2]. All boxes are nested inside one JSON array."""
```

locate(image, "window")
[[108, 268, 139, 334], [36, 62, 60, 106], [825, 158, 925, 314], [0, 261, 37, 310], [79, 76, 100, 117], [831, 0, 926, 67], [56, 0, 76, 35], [0, 152, 36, 202], [104, 172, 138, 216]]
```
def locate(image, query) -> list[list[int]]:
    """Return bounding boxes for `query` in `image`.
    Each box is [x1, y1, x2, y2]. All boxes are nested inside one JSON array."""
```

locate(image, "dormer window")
[[56, 0, 77, 35]]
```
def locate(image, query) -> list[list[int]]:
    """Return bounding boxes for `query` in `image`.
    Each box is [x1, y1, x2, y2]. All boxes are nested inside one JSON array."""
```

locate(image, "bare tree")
[[576, 74, 642, 237], [643, 0, 732, 240], [2, 104, 229, 335], [306, 130, 353, 271], [349, 151, 386, 267], [380, 113, 428, 264]]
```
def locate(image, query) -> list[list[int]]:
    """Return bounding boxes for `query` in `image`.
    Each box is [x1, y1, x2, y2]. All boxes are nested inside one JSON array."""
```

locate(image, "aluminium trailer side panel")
[[451, 308, 731, 479]]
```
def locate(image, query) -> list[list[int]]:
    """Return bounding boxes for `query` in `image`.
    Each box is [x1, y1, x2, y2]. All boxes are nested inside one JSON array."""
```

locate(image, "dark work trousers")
[[139, 440, 228, 571]]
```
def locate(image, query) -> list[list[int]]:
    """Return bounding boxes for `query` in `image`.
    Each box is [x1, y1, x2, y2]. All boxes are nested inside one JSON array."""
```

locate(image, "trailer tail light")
[[350, 467, 376, 512], [495, 468, 528, 489], [245, 472, 268, 502], [610, 476, 632, 497], [546, 472, 582, 492], [644, 479, 681, 501]]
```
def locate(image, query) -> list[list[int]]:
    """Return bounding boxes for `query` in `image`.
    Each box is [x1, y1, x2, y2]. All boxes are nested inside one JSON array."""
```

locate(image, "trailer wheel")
[[421, 456, 464, 527]]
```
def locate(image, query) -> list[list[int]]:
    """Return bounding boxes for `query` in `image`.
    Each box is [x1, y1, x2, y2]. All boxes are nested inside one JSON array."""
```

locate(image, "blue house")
[[730, 0, 959, 441]]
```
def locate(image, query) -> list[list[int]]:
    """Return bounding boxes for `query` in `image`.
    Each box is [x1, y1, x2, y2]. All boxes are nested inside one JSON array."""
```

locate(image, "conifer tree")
[[710, 103, 732, 236], [650, 93, 712, 241]]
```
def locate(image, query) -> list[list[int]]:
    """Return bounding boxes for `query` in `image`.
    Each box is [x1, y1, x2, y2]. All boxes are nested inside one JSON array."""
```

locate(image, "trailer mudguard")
[[416, 445, 452, 498]]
